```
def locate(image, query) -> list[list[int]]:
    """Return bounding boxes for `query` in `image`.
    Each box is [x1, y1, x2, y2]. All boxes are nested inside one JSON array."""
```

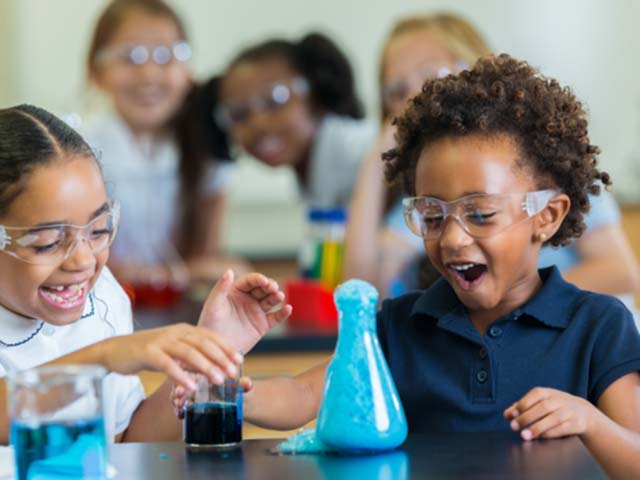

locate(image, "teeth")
[[46, 282, 86, 292], [451, 263, 476, 271]]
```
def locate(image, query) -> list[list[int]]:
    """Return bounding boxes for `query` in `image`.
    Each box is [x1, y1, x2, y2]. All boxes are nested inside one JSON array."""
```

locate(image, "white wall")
[[2, 0, 640, 255]]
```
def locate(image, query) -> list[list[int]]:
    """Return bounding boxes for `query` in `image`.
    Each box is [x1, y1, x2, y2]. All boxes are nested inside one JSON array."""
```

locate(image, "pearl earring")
[[538, 233, 547, 242]]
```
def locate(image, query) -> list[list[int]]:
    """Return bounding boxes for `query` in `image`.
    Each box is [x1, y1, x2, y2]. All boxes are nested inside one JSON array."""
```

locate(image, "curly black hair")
[[384, 54, 611, 247]]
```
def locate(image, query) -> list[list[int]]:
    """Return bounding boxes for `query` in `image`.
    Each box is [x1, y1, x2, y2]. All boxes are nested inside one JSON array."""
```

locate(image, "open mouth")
[[447, 262, 487, 289], [39, 281, 88, 311], [252, 135, 285, 163]]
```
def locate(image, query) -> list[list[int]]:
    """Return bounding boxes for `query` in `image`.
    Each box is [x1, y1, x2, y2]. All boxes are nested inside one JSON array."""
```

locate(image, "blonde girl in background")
[[85, 0, 248, 293]]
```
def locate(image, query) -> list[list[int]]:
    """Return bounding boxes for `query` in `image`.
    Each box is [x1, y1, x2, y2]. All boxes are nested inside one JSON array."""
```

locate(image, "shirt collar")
[[0, 293, 96, 347], [410, 266, 579, 329], [519, 266, 580, 328]]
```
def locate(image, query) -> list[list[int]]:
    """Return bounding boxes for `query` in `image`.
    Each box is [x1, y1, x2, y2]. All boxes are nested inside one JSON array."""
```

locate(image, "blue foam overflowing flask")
[[316, 279, 407, 451]]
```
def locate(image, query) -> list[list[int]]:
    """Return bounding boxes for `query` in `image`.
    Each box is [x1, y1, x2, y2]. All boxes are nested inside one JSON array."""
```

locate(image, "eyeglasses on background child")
[[214, 76, 309, 128]]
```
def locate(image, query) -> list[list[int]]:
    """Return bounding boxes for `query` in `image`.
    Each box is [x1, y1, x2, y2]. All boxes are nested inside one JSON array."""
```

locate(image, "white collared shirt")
[[84, 114, 234, 265], [0, 268, 145, 441], [305, 114, 376, 208]]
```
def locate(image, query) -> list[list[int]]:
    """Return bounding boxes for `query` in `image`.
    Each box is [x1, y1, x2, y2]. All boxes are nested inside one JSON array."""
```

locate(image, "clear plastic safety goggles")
[[382, 61, 467, 111], [215, 76, 309, 128], [402, 190, 558, 240], [0, 202, 120, 265], [96, 41, 192, 66]]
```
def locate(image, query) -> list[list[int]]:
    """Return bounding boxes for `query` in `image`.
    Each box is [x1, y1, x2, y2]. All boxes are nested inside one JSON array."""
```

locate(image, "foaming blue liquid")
[[316, 280, 407, 452], [11, 417, 107, 480]]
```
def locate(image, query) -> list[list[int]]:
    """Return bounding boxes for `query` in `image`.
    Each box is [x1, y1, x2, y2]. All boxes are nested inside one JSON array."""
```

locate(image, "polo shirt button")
[[479, 347, 488, 359], [488, 326, 502, 338], [476, 370, 488, 383]]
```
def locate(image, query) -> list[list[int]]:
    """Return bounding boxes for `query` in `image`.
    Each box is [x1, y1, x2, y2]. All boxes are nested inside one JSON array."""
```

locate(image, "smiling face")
[[91, 9, 191, 136], [220, 56, 319, 168], [0, 156, 109, 325], [415, 134, 544, 320]]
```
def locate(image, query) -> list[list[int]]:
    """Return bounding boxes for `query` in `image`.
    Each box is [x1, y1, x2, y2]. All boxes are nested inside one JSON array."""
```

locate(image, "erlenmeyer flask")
[[316, 280, 407, 451]]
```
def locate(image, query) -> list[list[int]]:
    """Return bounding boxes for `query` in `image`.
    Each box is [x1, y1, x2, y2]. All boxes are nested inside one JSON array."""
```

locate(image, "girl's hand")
[[100, 323, 243, 392], [197, 270, 292, 353], [504, 387, 597, 441], [171, 376, 253, 419]]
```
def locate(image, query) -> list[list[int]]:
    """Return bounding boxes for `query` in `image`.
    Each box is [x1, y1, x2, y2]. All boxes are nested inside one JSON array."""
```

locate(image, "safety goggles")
[[382, 61, 467, 111], [215, 76, 309, 128], [96, 41, 192, 66], [402, 190, 558, 240], [0, 202, 120, 265]]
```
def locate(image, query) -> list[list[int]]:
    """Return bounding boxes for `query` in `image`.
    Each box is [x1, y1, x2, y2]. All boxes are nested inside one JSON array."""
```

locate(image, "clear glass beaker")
[[183, 367, 243, 451], [7, 365, 108, 480]]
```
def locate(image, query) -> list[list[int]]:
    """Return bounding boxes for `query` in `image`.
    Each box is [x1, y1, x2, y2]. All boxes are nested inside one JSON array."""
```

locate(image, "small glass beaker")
[[7, 365, 108, 480], [183, 367, 243, 450]]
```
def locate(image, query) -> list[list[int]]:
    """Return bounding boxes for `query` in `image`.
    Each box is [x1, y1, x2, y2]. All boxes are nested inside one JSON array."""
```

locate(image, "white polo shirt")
[[0, 268, 145, 441], [85, 114, 234, 265]]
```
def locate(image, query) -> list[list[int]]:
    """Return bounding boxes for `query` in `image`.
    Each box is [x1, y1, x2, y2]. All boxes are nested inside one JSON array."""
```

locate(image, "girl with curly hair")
[[344, 13, 639, 308], [177, 54, 640, 478]]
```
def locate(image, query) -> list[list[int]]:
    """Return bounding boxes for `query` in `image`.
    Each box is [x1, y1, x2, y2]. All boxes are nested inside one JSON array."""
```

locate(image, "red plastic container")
[[124, 282, 184, 309], [285, 279, 338, 331]]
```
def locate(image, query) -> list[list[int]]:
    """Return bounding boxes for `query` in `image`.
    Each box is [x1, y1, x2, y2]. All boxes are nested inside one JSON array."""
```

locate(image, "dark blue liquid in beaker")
[[11, 417, 107, 480], [184, 402, 241, 447]]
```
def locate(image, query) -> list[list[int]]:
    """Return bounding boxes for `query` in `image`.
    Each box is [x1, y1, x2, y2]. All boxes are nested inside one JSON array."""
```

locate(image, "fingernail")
[[234, 352, 244, 363], [511, 409, 519, 418], [186, 379, 197, 391], [521, 429, 533, 441], [227, 364, 237, 377], [510, 420, 519, 431], [211, 370, 224, 384]]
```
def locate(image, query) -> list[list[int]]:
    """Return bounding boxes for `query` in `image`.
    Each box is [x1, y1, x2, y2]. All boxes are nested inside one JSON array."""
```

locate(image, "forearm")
[[122, 381, 181, 442], [243, 362, 327, 430], [566, 226, 640, 295], [581, 408, 640, 479], [343, 142, 388, 283], [562, 259, 640, 295], [194, 193, 226, 256]]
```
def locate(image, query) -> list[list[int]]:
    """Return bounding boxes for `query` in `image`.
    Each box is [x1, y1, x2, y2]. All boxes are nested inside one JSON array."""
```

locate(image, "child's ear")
[[533, 193, 571, 243]]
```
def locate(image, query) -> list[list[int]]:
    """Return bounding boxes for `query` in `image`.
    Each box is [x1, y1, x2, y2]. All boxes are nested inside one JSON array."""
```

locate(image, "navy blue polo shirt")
[[377, 266, 640, 433]]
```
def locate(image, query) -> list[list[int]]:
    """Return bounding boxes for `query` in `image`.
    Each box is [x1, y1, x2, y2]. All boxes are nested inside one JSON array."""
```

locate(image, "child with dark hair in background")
[[176, 54, 640, 479], [85, 0, 248, 292], [216, 32, 375, 208]]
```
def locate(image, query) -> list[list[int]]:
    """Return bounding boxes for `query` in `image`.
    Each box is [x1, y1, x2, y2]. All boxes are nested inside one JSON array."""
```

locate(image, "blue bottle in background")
[[316, 279, 407, 451]]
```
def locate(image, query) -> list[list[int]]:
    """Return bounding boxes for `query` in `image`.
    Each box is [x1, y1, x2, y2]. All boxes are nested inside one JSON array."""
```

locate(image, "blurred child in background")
[[85, 0, 248, 296], [216, 32, 375, 209]]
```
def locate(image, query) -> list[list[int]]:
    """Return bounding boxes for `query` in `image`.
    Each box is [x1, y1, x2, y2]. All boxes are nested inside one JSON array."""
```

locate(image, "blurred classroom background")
[[2, 0, 640, 440], [1, 0, 639, 259]]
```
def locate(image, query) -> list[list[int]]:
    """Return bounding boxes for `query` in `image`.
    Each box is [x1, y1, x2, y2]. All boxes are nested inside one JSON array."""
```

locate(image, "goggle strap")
[[524, 190, 557, 216]]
